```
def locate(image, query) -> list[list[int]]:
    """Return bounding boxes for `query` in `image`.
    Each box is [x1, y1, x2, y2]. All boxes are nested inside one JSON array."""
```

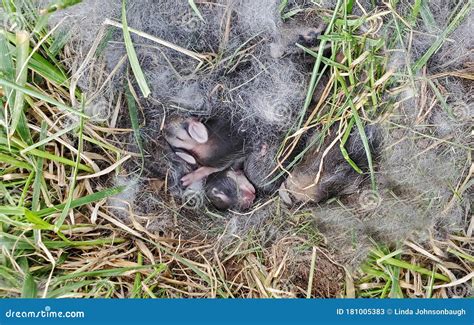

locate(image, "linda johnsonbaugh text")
[[336, 308, 467, 317]]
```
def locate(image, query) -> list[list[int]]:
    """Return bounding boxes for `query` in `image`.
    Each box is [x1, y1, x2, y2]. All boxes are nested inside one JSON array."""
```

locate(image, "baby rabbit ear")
[[175, 151, 197, 165], [188, 120, 208, 144]]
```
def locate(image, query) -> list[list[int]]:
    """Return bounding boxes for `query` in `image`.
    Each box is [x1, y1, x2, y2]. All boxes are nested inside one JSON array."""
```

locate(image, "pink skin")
[[209, 170, 255, 209], [229, 170, 256, 209], [164, 118, 219, 186], [165, 118, 208, 153], [181, 166, 220, 187]]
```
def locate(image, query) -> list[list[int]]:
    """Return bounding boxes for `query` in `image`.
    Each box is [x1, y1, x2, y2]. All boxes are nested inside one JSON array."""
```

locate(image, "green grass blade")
[[10, 31, 30, 137], [37, 186, 125, 217], [0, 206, 26, 215], [352, 111, 376, 189], [409, 0, 422, 24], [48, 27, 73, 57], [297, 0, 342, 128], [18, 171, 34, 207], [9, 137, 93, 172], [336, 74, 376, 189], [1, 233, 127, 250], [0, 30, 15, 102], [125, 79, 144, 174], [20, 122, 77, 155], [382, 256, 449, 281], [0, 266, 21, 287], [131, 252, 143, 298], [18, 256, 38, 298], [278, 0, 289, 14], [345, 0, 354, 14], [25, 209, 55, 230], [46, 280, 97, 298], [412, 1, 471, 72], [39, 0, 82, 14], [21, 272, 38, 298], [31, 122, 47, 211], [188, 0, 204, 21], [0, 78, 88, 118], [121, 0, 151, 98], [0, 152, 33, 170], [55, 265, 155, 281], [372, 248, 450, 282], [339, 117, 363, 174], [15, 109, 33, 145], [4, 30, 71, 89], [55, 104, 84, 231]]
